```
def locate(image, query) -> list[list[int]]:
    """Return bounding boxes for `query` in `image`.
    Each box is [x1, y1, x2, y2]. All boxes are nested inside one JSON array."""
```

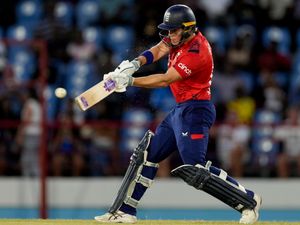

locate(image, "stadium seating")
[[76, 0, 100, 29], [16, 0, 43, 29], [3, 0, 300, 178], [65, 61, 97, 98], [120, 108, 152, 154], [54, 1, 74, 27], [6, 25, 33, 41], [44, 85, 58, 121], [288, 52, 300, 104], [204, 26, 227, 53], [295, 28, 300, 50], [104, 25, 134, 61], [262, 26, 291, 54], [238, 71, 254, 94], [149, 87, 176, 113], [82, 26, 102, 50], [251, 109, 280, 175], [4, 40, 36, 84], [0, 27, 3, 38], [8, 48, 36, 73], [227, 24, 256, 46], [274, 72, 288, 89]]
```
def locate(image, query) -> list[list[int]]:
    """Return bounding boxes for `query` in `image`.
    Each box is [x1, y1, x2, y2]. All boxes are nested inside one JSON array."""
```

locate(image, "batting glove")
[[103, 73, 126, 92], [105, 71, 134, 92], [114, 59, 140, 76]]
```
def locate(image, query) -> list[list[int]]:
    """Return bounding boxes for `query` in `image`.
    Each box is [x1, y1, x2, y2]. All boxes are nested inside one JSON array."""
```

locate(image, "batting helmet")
[[158, 4, 196, 47], [158, 4, 196, 31]]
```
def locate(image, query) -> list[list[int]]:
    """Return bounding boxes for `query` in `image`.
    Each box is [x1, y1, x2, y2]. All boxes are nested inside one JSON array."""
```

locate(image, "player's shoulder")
[[186, 33, 202, 54], [188, 32, 210, 54]]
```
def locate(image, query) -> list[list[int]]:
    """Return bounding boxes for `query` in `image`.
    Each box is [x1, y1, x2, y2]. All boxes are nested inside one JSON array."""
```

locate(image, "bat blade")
[[75, 78, 116, 111]]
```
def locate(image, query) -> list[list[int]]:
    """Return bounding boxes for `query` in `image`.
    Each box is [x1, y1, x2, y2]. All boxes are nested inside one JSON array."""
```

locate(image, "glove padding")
[[103, 73, 126, 92], [104, 71, 134, 92], [114, 59, 140, 76]]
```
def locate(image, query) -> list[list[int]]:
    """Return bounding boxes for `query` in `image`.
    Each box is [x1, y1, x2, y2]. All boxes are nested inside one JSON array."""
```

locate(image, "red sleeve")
[[173, 54, 199, 79]]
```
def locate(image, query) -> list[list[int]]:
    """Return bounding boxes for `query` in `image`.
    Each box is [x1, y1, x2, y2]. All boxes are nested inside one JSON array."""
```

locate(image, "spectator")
[[226, 0, 257, 26], [34, 1, 71, 61], [66, 29, 97, 62], [0, 41, 6, 74], [0, 94, 20, 175], [274, 106, 300, 177], [213, 63, 245, 104], [254, 75, 286, 114], [16, 88, 42, 177], [51, 113, 86, 176], [227, 85, 256, 124], [98, 0, 134, 27], [227, 25, 256, 71], [212, 63, 245, 121], [216, 109, 251, 177], [86, 125, 119, 176], [258, 40, 291, 74]]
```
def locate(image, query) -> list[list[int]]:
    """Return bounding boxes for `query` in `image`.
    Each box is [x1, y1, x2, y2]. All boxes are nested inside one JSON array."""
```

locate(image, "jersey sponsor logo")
[[178, 63, 192, 76]]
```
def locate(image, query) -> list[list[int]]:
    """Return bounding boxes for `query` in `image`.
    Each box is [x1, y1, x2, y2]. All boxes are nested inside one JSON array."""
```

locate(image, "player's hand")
[[114, 59, 140, 76], [105, 71, 134, 91], [103, 73, 126, 92]]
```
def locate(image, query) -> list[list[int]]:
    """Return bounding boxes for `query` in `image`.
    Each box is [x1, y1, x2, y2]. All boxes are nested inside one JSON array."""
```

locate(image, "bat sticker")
[[80, 96, 89, 108], [104, 79, 116, 92]]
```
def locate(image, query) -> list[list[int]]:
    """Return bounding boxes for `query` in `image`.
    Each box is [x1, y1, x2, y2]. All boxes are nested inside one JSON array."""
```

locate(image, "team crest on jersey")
[[188, 40, 200, 53]]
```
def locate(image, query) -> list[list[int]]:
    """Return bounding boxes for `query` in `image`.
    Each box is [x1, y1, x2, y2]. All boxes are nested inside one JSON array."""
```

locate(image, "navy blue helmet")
[[158, 4, 196, 31], [158, 4, 197, 47]]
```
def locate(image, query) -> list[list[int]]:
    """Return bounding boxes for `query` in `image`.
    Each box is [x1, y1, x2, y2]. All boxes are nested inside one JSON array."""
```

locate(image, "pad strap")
[[135, 174, 153, 187], [204, 162, 247, 194], [124, 196, 139, 208], [219, 169, 227, 180], [144, 161, 159, 168]]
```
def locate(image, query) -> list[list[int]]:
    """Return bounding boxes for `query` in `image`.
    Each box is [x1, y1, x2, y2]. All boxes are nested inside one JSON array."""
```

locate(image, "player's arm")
[[133, 67, 181, 88], [136, 41, 170, 66], [108, 66, 182, 90], [113, 41, 170, 76]]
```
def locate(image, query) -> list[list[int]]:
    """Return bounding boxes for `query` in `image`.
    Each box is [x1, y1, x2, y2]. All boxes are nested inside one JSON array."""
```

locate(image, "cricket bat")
[[75, 77, 116, 111]]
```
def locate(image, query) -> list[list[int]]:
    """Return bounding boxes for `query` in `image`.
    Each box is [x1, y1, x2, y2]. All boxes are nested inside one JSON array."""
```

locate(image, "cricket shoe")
[[94, 210, 137, 223], [239, 194, 262, 224]]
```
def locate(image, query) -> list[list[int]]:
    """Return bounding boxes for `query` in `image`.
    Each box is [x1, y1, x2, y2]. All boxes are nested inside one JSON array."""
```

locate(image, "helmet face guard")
[[158, 4, 196, 47], [159, 23, 196, 48]]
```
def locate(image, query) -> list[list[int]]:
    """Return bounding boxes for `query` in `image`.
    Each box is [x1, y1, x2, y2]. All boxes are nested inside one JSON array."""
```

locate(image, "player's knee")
[[180, 150, 207, 166]]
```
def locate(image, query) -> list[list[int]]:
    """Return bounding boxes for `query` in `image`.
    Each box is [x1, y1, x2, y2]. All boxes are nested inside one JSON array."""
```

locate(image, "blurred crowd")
[[1, 0, 300, 178]]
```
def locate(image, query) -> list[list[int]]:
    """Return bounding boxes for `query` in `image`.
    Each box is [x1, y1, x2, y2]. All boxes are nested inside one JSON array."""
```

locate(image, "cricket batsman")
[[95, 4, 262, 224]]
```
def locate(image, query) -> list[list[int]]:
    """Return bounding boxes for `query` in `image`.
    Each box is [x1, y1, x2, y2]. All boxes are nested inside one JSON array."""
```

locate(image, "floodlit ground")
[[0, 220, 299, 225]]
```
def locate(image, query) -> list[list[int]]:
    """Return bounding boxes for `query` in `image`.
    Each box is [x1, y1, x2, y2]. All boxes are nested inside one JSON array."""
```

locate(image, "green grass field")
[[0, 220, 300, 225]]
